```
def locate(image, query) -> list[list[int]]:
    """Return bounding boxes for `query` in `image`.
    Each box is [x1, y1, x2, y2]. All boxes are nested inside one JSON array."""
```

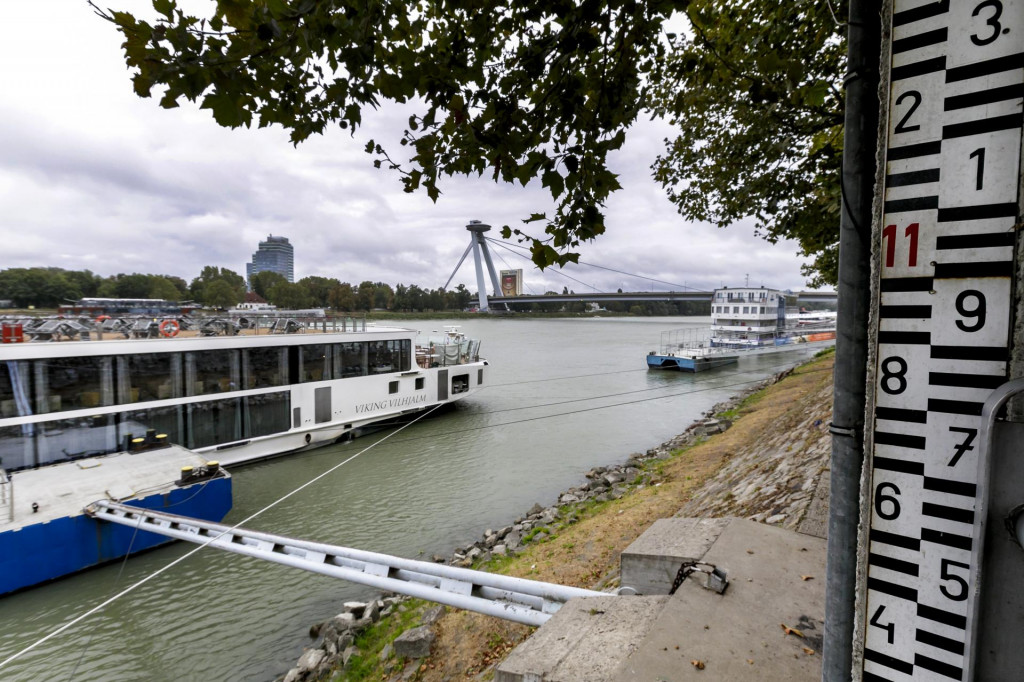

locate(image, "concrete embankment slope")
[[297, 352, 835, 681]]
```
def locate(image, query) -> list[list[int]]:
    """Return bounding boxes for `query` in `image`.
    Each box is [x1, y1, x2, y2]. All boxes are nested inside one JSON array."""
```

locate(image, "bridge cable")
[[486, 238, 695, 291], [485, 239, 604, 293]]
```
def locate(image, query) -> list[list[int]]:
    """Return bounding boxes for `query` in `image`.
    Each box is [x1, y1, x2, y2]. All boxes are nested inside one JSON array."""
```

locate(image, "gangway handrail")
[[86, 500, 605, 627]]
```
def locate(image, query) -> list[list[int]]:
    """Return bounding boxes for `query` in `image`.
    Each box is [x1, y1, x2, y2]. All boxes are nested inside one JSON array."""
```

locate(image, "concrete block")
[[614, 518, 826, 681], [496, 595, 668, 682], [619, 517, 730, 594]]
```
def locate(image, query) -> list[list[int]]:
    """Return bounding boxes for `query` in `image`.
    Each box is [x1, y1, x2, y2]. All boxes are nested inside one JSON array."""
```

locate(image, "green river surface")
[[0, 316, 824, 681]]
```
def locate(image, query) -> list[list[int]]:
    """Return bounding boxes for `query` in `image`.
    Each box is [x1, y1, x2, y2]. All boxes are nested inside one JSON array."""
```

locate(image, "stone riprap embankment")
[[281, 361, 833, 681]]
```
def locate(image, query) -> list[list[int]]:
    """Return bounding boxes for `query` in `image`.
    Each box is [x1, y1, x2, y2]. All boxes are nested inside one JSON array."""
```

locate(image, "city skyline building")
[[246, 234, 294, 289]]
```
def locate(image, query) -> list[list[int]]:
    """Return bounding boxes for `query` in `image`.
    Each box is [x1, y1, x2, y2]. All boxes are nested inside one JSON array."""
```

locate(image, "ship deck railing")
[[0, 467, 11, 523]]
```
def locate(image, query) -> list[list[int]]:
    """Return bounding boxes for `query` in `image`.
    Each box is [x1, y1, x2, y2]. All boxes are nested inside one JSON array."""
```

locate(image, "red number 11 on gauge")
[[882, 222, 919, 268]]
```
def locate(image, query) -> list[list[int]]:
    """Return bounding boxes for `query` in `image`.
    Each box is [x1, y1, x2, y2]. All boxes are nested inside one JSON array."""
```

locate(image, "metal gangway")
[[87, 501, 604, 626]]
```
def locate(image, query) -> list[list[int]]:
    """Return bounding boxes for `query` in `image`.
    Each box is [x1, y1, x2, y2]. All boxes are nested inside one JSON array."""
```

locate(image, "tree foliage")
[[250, 269, 288, 299], [98, 0, 675, 270], [97, 0, 846, 285], [650, 1, 845, 286], [190, 265, 246, 306]]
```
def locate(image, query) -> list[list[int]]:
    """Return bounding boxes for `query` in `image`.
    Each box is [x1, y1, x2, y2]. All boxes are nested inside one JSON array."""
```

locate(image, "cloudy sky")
[[0, 2, 820, 295]]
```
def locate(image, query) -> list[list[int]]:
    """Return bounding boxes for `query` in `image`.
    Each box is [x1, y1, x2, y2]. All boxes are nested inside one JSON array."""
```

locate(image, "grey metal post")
[[467, 221, 493, 312], [824, 0, 881, 678]]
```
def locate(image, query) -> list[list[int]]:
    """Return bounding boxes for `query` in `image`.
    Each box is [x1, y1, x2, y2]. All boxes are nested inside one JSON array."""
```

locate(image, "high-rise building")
[[247, 234, 294, 289]]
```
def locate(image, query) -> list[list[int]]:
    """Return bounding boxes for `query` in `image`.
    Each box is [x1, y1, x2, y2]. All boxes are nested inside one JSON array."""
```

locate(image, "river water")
[[0, 316, 823, 681]]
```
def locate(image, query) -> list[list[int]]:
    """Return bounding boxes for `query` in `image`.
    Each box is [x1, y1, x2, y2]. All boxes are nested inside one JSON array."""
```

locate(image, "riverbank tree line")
[[0, 267, 709, 316]]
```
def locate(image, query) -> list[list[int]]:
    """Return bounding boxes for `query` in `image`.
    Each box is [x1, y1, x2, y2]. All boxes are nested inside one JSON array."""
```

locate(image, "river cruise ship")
[[647, 287, 835, 372], [0, 316, 485, 472], [0, 315, 485, 594]]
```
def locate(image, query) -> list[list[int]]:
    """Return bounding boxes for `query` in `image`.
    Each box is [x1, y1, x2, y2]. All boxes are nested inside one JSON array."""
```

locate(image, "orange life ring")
[[159, 319, 180, 338]]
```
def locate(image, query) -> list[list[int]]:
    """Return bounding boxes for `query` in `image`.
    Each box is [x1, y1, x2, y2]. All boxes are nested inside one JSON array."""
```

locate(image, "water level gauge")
[[860, 0, 1022, 679]]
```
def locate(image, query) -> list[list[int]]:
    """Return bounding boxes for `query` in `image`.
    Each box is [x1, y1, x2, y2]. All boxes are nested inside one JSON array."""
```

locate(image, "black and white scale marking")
[[862, 0, 1021, 680]]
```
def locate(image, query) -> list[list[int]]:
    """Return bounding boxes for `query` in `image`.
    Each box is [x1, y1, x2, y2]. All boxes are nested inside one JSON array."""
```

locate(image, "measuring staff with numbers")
[[858, 0, 1021, 680]]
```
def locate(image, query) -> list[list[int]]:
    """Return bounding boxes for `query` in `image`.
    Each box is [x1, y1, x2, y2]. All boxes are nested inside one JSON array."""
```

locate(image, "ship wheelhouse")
[[709, 287, 796, 347]]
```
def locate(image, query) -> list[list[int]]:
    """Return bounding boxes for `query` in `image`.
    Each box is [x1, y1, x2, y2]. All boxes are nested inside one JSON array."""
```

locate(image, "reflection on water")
[[0, 317, 823, 681]]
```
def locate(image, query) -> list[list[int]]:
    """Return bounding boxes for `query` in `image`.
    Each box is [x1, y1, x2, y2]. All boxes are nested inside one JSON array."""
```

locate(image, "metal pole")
[[823, 0, 881, 678]]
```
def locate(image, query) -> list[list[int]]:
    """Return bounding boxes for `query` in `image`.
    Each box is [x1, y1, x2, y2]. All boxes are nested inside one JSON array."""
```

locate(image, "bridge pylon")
[[444, 220, 505, 311]]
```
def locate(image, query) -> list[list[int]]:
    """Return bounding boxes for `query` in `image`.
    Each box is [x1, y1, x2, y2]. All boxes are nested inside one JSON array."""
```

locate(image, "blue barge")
[[0, 445, 231, 596]]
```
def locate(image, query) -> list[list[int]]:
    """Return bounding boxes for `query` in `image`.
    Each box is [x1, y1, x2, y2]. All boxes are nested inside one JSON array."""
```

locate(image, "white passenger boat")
[[0, 316, 486, 471], [0, 315, 486, 594], [648, 287, 835, 372]]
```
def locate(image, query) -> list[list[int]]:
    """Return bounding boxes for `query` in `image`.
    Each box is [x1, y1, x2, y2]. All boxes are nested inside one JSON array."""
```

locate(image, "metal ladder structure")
[[87, 500, 604, 627]]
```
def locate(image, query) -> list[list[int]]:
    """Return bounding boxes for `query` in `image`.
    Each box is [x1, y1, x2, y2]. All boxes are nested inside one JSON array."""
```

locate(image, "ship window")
[[120, 405, 184, 448], [0, 361, 31, 419], [35, 414, 117, 467], [244, 391, 291, 438], [299, 344, 331, 383], [0, 424, 34, 472], [186, 350, 240, 396], [389, 380, 399, 394], [244, 347, 288, 389], [34, 356, 114, 414], [117, 352, 182, 404], [477, 369, 483, 385], [415, 377, 425, 390], [336, 342, 368, 378], [452, 374, 469, 394], [187, 398, 241, 449]]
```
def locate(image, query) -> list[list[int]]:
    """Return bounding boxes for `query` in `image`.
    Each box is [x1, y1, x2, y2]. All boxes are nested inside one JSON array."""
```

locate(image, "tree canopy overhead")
[[98, 0, 844, 285]]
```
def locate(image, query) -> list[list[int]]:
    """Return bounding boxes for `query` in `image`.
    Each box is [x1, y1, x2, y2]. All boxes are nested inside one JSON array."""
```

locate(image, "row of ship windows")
[[0, 340, 411, 419], [0, 392, 293, 472], [714, 305, 778, 314], [714, 292, 776, 302]]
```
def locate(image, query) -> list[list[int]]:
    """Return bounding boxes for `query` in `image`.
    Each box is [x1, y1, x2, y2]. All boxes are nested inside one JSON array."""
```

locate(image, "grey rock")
[[296, 648, 327, 674], [492, 544, 508, 556], [342, 645, 360, 666], [394, 626, 435, 658], [337, 631, 354, 651], [363, 599, 380, 623], [603, 472, 623, 486], [283, 667, 303, 682], [527, 503, 544, 515], [532, 531, 549, 543], [421, 604, 445, 625], [504, 530, 521, 549], [379, 642, 394, 661], [766, 513, 787, 524], [559, 493, 580, 504]]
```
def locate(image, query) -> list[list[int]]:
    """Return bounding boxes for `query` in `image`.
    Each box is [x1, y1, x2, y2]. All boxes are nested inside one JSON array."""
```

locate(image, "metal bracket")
[[669, 561, 729, 596]]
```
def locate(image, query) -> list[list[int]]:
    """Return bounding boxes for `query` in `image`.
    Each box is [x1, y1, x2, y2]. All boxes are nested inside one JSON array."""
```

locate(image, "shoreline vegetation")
[[280, 348, 836, 682]]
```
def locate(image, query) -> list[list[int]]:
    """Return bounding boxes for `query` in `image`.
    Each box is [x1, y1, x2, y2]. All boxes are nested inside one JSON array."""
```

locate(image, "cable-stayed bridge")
[[446, 221, 836, 311]]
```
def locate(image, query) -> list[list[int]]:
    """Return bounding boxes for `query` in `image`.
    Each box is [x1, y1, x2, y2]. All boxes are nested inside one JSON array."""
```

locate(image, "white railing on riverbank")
[[88, 501, 603, 626]]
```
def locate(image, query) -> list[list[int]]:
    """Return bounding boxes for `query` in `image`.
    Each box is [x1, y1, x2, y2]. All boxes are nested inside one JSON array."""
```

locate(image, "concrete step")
[[496, 517, 826, 682]]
